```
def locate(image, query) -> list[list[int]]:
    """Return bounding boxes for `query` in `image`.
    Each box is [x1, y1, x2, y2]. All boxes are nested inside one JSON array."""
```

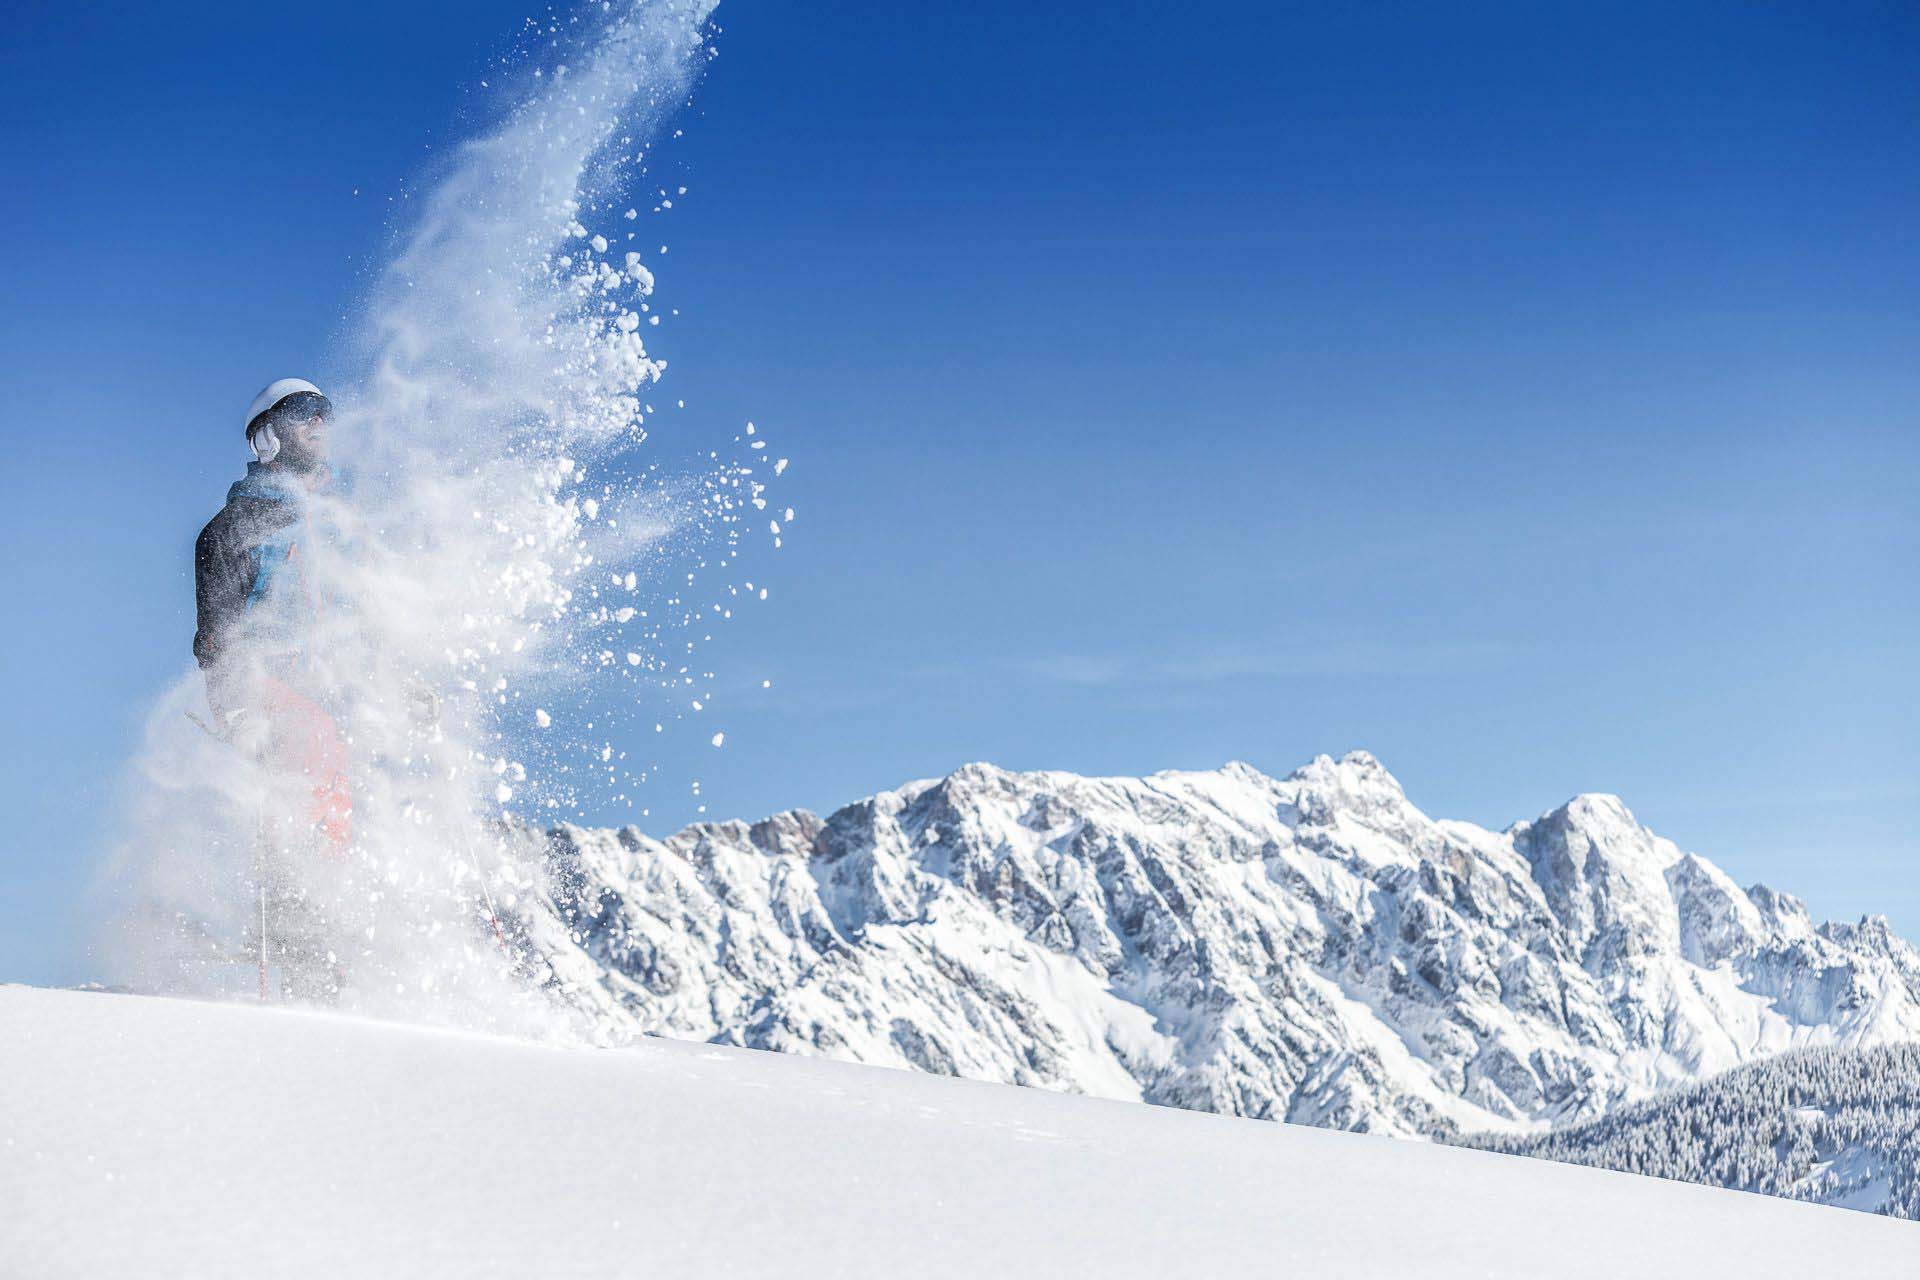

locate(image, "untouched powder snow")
[[2, 987, 1911, 1278]]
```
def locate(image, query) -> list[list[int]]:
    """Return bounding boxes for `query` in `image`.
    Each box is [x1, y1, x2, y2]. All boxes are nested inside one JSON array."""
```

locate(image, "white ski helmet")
[[244, 377, 328, 462]]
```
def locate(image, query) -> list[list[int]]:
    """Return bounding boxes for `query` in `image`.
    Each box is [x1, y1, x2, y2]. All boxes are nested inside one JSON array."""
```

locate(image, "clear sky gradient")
[[1, 1, 1915, 984]]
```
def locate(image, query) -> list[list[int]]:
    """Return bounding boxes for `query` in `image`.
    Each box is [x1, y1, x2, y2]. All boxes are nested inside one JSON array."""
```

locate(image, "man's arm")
[[193, 511, 253, 724]]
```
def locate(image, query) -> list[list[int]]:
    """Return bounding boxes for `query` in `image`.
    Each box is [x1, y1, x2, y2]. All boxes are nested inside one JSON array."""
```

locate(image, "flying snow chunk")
[[626, 653, 642, 666], [535, 708, 552, 729], [623, 252, 655, 292], [495, 784, 514, 804], [590, 235, 609, 253], [710, 732, 725, 748]]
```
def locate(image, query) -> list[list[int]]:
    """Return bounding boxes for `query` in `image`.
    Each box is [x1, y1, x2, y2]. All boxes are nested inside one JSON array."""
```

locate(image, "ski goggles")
[[267, 391, 333, 426]]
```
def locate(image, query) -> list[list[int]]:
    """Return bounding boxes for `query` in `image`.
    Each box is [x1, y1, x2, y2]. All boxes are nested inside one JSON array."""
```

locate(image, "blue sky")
[[1, 1, 1915, 984]]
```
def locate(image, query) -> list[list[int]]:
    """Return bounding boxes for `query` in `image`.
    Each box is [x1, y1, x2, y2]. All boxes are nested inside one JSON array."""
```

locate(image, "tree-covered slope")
[[1453, 1043, 1920, 1218]]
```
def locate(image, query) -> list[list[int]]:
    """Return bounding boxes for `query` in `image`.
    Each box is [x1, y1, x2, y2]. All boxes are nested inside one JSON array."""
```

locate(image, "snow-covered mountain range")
[[508, 752, 1920, 1138]]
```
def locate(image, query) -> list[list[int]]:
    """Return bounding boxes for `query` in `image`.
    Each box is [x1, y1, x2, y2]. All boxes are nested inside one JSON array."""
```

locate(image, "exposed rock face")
[[507, 752, 1920, 1136]]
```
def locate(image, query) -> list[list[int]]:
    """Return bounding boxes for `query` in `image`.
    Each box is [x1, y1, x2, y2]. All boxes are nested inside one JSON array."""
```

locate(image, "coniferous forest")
[[1453, 1044, 1920, 1218]]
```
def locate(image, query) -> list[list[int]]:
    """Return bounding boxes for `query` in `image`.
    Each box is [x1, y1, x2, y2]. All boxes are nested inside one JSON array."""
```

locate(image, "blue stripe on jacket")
[[228, 462, 306, 612]]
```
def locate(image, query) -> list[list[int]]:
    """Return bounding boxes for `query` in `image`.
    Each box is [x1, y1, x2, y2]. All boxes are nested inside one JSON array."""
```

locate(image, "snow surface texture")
[[1457, 1042, 1920, 1219], [1, 986, 1911, 1279], [509, 752, 1920, 1146]]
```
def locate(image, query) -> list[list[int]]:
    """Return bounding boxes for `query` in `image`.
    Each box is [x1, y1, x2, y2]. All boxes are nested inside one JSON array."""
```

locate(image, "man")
[[194, 378, 351, 996]]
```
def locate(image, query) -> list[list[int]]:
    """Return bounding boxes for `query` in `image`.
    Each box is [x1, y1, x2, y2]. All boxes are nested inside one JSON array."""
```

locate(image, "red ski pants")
[[259, 677, 353, 859]]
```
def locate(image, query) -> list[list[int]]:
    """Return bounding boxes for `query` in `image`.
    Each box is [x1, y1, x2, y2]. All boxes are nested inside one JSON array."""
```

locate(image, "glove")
[[223, 706, 272, 761], [406, 682, 441, 729]]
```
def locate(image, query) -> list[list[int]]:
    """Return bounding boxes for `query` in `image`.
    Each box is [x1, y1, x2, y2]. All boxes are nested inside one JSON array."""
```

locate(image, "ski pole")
[[462, 845, 511, 957], [258, 876, 270, 1002], [186, 709, 275, 999]]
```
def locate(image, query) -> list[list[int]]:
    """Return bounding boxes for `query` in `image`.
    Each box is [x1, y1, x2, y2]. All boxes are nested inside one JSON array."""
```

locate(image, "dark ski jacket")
[[193, 463, 320, 717]]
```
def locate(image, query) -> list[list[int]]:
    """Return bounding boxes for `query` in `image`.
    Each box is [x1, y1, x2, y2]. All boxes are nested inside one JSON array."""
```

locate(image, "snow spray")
[[96, 0, 773, 1038]]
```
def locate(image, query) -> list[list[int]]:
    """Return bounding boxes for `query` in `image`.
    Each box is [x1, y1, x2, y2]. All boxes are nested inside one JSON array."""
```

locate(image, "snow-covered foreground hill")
[[2, 986, 1912, 1278], [508, 752, 1920, 1140]]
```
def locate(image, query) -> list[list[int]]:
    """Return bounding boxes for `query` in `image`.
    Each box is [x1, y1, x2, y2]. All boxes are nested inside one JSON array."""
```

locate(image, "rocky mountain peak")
[[1285, 749, 1405, 794], [513, 751, 1920, 1141]]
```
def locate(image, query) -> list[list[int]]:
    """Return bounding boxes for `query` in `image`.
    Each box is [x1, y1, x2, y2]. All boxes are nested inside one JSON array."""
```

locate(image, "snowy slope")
[[1, 985, 1912, 1279], [506, 752, 1920, 1139]]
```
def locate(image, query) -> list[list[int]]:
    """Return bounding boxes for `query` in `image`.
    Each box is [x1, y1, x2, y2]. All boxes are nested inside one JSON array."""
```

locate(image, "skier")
[[193, 378, 350, 998]]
